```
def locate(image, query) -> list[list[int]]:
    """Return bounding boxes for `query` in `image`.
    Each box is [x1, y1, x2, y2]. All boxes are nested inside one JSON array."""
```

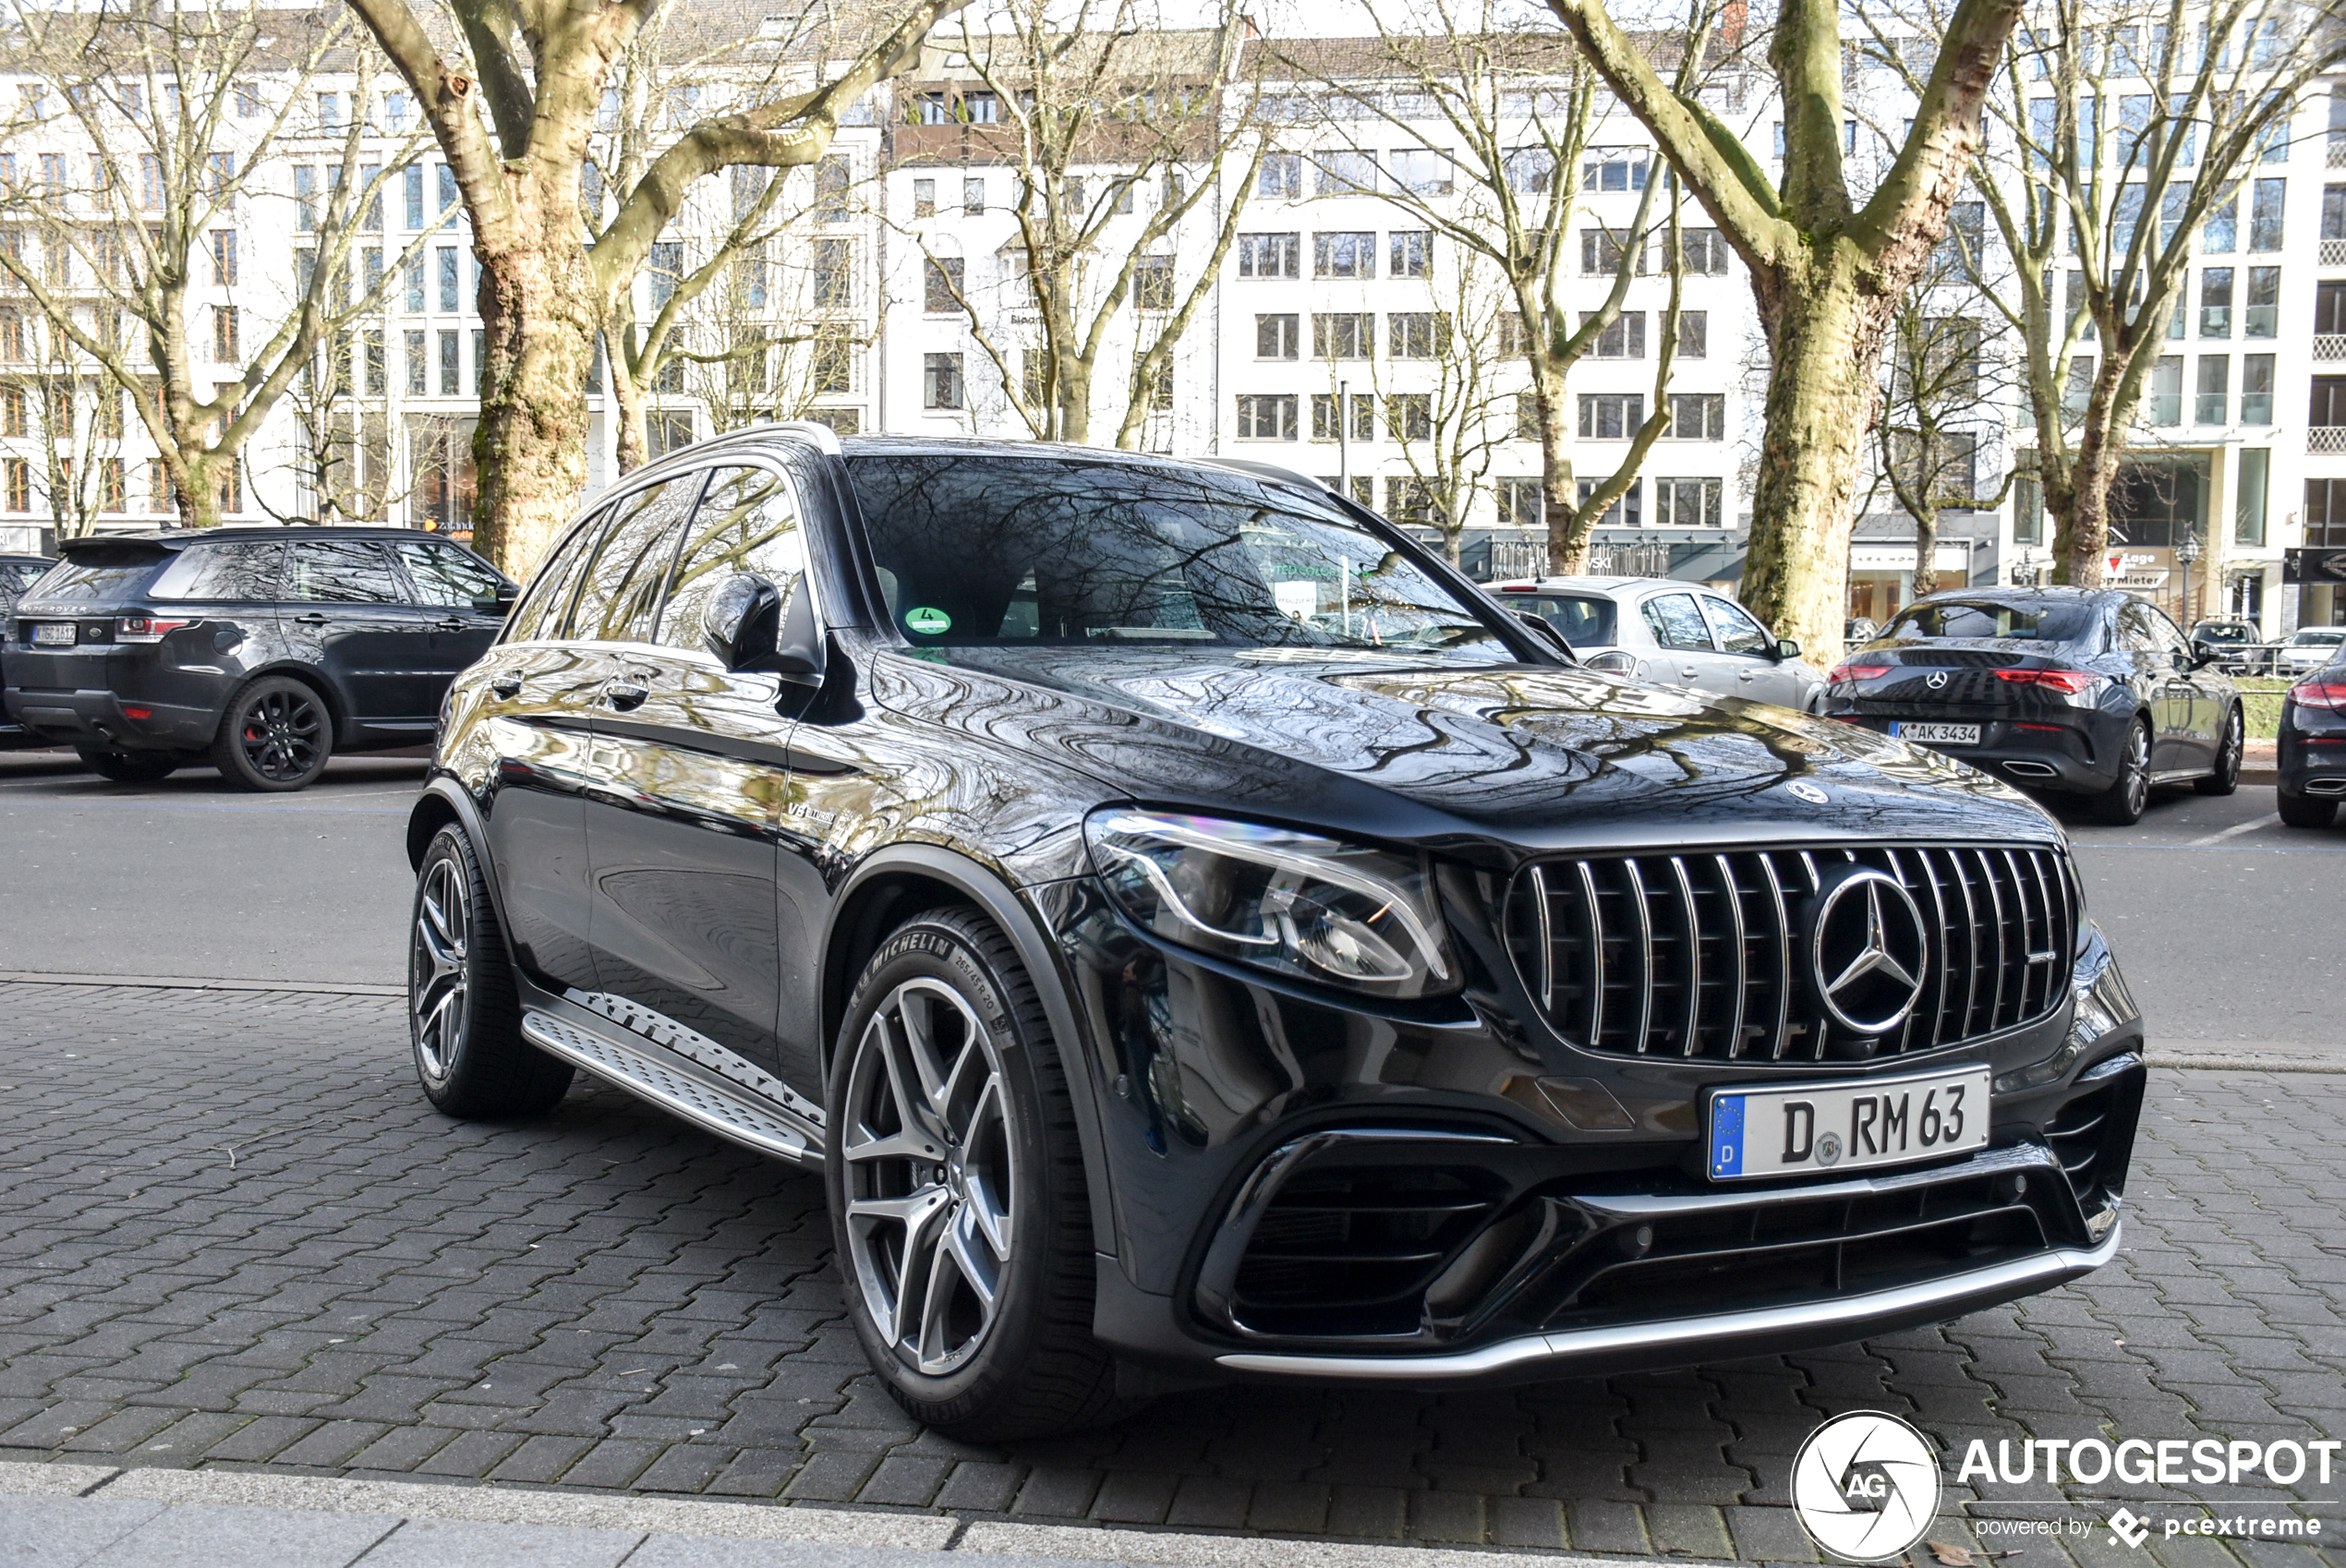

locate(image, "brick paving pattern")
[[0, 981, 2338, 1566]]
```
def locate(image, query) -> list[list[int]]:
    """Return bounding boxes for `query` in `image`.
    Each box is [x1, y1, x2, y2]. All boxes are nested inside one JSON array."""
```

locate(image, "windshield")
[[1499, 592, 1618, 648], [847, 453, 1513, 660], [2293, 629, 2346, 645], [1883, 599, 2097, 644]]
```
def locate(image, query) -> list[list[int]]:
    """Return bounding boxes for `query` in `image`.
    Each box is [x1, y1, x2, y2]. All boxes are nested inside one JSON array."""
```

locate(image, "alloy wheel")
[[2123, 725, 2149, 816], [840, 977, 1017, 1376], [410, 855, 469, 1080], [239, 688, 323, 782]]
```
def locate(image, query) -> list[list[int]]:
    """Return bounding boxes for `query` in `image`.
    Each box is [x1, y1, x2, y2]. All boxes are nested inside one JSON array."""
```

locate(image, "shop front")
[[1845, 540, 1976, 623]]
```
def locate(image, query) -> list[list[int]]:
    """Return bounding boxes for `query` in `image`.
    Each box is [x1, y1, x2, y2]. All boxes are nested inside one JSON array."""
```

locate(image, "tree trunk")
[[471, 178, 598, 575], [2045, 376, 2127, 590], [1741, 259, 1894, 658], [1535, 371, 1587, 573], [610, 342, 650, 478], [1911, 501, 1940, 598], [1057, 353, 1092, 445], [171, 452, 223, 529]]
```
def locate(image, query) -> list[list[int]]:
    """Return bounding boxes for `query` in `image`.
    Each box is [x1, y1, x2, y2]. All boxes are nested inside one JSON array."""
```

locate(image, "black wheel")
[[409, 824, 573, 1117], [2195, 706, 2243, 796], [212, 675, 333, 790], [826, 908, 1125, 1440], [75, 746, 180, 784], [2088, 718, 2152, 826], [2278, 791, 2338, 829]]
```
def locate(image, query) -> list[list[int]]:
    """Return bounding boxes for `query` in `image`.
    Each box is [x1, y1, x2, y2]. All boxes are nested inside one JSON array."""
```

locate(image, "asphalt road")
[[1, 746, 2338, 1047]]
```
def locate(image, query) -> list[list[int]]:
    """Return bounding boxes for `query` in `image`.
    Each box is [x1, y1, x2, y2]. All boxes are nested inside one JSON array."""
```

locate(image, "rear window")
[[151, 541, 285, 602], [2292, 628, 2346, 645], [1503, 592, 1618, 648], [1884, 599, 2096, 644], [23, 553, 164, 606]]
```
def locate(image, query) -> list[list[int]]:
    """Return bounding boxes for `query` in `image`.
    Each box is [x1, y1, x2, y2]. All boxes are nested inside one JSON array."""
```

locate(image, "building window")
[[817, 158, 850, 223], [912, 177, 936, 218], [435, 330, 458, 395], [1312, 312, 1373, 359], [1387, 151, 1452, 196], [4, 458, 29, 513], [925, 256, 962, 312], [2244, 267, 2279, 337], [435, 247, 459, 312], [1578, 476, 1640, 528], [2195, 356, 2230, 424], [1666, 392, 1723, 439], [1662, 228, 1732, 274], [2199, 268, 2232, 337], [963, 92, 998, 124], [1388, 312, 1448, 358], [1580, 310, 1645, 358], [924, 352, 962, 410], [1655, 476, 1723, 528], [2241, 353, 2274, 424], [814, 239, 853, 308], [0, 386, 20, 438], [212, 305, 237, 362], [209, 230, 236, 286], [648, 241, 683, 309], [1582, 146, 1649, 190], [1258, 152, 1301, 199], [2249, 178, 2285, 250], [1255, 314, 1299, 359], [402, 165, 423, 230], [1386, 392, 1433, 440], [1313, 231, 1374, 279], [963, 176, 985, 214], [99, 457, 125, 513], [1312, 150, 1375, 195], [1311, 392, 1373, 440], [295, 166, 319, 232], [1235, 393, 1298, 440], [1238, 233, 1300, 279], [1388, 230, 1432, 278], [1132, 255, 1175, 310], [404, 330, 426, 394], [813, 327, 854, 393], [1676, 311, 1708, 357], [1580, 228, 1635, 275], [1495, 477, 1542, 528], [1385, 476, 1442, 525], [2147, 355, 2183, 424]]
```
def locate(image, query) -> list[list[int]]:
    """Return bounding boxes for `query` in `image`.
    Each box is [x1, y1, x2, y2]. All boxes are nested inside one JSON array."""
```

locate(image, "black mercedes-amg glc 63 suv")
[[405, 425, 2146, 1439]]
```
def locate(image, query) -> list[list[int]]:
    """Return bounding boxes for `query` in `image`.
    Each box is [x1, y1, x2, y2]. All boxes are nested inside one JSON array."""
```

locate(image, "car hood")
[[870, 645, 2058, 857]]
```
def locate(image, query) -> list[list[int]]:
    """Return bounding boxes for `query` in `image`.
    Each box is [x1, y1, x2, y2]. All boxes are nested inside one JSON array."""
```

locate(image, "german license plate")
[[1891, 720, 1980, 745], [1707, 1067, 1989, 1181], [31, 621, 75, 647]]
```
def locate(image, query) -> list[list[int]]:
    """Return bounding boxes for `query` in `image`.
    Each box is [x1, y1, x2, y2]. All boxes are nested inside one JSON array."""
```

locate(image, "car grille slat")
[[1511, 843, 2075, 1063]]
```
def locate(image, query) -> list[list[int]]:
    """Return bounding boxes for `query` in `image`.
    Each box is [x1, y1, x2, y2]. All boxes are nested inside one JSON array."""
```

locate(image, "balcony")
[[2320, 336, 2346, 362], [2325, 238, 2346, 267], [2310, 426, 2346, 453]]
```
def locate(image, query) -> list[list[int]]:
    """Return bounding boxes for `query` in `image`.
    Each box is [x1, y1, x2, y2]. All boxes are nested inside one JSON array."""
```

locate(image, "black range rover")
[[406, 427, 2146, 1438]]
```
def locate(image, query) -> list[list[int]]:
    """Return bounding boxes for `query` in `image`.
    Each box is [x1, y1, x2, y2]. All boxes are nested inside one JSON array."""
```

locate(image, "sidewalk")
[[0, 1463, 1666, 1568]]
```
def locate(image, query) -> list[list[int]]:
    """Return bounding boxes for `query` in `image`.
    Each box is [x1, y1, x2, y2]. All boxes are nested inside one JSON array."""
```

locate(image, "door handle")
[[1679, 666, 1699, 680], [605, 681, 649, 711], [293, 612, 328, 626], [489, 671, 524, 698], [435, 618, 467, 633]]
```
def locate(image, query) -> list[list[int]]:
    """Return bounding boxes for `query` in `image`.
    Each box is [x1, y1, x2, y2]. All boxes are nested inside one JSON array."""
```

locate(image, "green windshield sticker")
[[904, 606, 952, 635]]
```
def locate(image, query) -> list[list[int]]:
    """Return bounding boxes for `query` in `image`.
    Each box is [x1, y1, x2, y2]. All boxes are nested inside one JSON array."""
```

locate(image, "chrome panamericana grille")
[[1504, 845, 2075, 1063]]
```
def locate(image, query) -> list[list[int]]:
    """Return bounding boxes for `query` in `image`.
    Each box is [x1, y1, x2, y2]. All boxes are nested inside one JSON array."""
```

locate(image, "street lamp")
[[2176, 528, 2202, 628]]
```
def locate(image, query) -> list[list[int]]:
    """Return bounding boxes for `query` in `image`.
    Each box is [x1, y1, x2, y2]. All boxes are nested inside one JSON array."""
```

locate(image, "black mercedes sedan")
[[405, 428, 2146, 1439], [2279, 652, 2346, 827], [1820, 589, 2241, 825], [6, 528, 514, 788]]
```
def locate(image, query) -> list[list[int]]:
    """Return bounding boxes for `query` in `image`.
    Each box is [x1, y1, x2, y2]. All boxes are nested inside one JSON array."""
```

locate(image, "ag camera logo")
[[1792, 1411, 1942, 1562]]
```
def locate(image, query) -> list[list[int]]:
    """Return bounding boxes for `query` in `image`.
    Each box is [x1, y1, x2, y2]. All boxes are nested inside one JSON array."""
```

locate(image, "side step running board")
[[522, 1008, 819, 1164]]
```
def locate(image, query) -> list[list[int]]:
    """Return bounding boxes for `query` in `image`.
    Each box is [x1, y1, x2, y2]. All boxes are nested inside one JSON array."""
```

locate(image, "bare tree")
[[0, 0, 430, 526], [1899, 0, 2346, 587], [913, 0, 1264, 446], [1353, 255, 1515, 564], [1540, 0, 2032, 657], [341, 0, 964, 573], [19, 362, 127, 538]]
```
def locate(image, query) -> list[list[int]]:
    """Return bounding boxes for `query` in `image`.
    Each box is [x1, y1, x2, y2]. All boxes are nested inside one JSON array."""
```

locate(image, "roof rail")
[[768, 418, 845, 455], [1196, 456, 1333, 493]]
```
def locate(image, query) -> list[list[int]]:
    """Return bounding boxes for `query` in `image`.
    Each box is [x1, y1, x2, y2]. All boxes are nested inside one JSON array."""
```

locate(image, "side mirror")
[[475, 582, 519, 618], [1776, 638, 1802, 661], [2190, 645, 2219, 669], [704, 572, 824, 682]]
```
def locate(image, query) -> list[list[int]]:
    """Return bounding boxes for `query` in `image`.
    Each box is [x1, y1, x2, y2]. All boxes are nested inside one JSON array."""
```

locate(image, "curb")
[[0, 1463, 1697, 1568]]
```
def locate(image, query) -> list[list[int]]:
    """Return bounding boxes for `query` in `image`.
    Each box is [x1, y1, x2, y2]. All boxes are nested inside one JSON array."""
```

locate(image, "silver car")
[[2279, 626, 2346, 677], [1491, 574, 1827, 711]]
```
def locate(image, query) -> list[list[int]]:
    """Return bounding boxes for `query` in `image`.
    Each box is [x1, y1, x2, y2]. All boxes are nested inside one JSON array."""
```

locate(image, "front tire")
[[75, 746, 179, 784], [2195, 706, 2243, 796], [2279, 791, 2338, 829], [826, 908, 1123, 1440], [2089, 718, 2152, 826], [212, 675, 333, 790], [409, 824, 573, 1117]]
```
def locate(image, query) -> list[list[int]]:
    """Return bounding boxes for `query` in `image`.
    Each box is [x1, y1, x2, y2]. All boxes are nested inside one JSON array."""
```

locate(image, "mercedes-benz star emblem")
[[1807, 867, 1929, 1035], [1786, 780, 1829, 805], [1926, 671, 1951, 689]]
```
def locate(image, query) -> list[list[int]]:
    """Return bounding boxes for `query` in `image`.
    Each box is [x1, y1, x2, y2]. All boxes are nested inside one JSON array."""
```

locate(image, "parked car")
[[0, 552, 55, 749], [2188, 619, 2271, 676], [405, 428, 2144, 1441], [1820, 588, 2242, 826], [2277, 625, 2346, 678], [1488, 574, 1825, 711], [5, 528, 514, 789], [2278, 652, 2346, 828]]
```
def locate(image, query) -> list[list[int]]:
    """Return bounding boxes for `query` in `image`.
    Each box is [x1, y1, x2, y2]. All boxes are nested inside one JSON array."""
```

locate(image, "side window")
[[2115, 605, 2157, 655], [505, 509, 607, 643], [1640, 592, 1715, 650], [150, 540, 284, 601], [2146, 607, 2191, 664], [658, 464, 808, 652], [564, 473, 707, 643], [391, 539, 507, 609], [283, 539, 406, 603], [1699, 595, 1772, 656]]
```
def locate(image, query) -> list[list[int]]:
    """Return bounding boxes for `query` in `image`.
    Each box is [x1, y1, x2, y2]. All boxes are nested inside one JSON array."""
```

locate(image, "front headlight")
[[1084, 809, 1457, 998]]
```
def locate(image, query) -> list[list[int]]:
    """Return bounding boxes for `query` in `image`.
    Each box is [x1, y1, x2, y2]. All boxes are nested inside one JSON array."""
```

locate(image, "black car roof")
[[58, 526, 443, 551]]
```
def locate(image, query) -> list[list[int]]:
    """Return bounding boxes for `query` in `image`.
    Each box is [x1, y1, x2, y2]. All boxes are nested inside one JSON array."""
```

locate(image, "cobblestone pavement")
[[0, 981, 2339, 1567]]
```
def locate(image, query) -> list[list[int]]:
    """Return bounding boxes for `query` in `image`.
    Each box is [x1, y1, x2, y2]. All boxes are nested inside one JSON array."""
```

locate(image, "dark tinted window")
[[506, 507, 607, 642], [1505, 592, 1616, 648], [659, 465, 806, 652], [1886, 599, 2098, 644], [566, 474, 706, 643], [0, 561, 41, 596], [151, 541, 284, 602], [390, 538, 506, 609], [283, 539, 407, 604], [847, 453, 1508, 657], [25, 553, 163, 605]]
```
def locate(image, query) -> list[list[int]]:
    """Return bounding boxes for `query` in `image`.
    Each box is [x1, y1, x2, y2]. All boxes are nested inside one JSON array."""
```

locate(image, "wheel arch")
[[229, 662, 355, 747], [405, 776, 520, 956], [820, 844, 1121, 1264]]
